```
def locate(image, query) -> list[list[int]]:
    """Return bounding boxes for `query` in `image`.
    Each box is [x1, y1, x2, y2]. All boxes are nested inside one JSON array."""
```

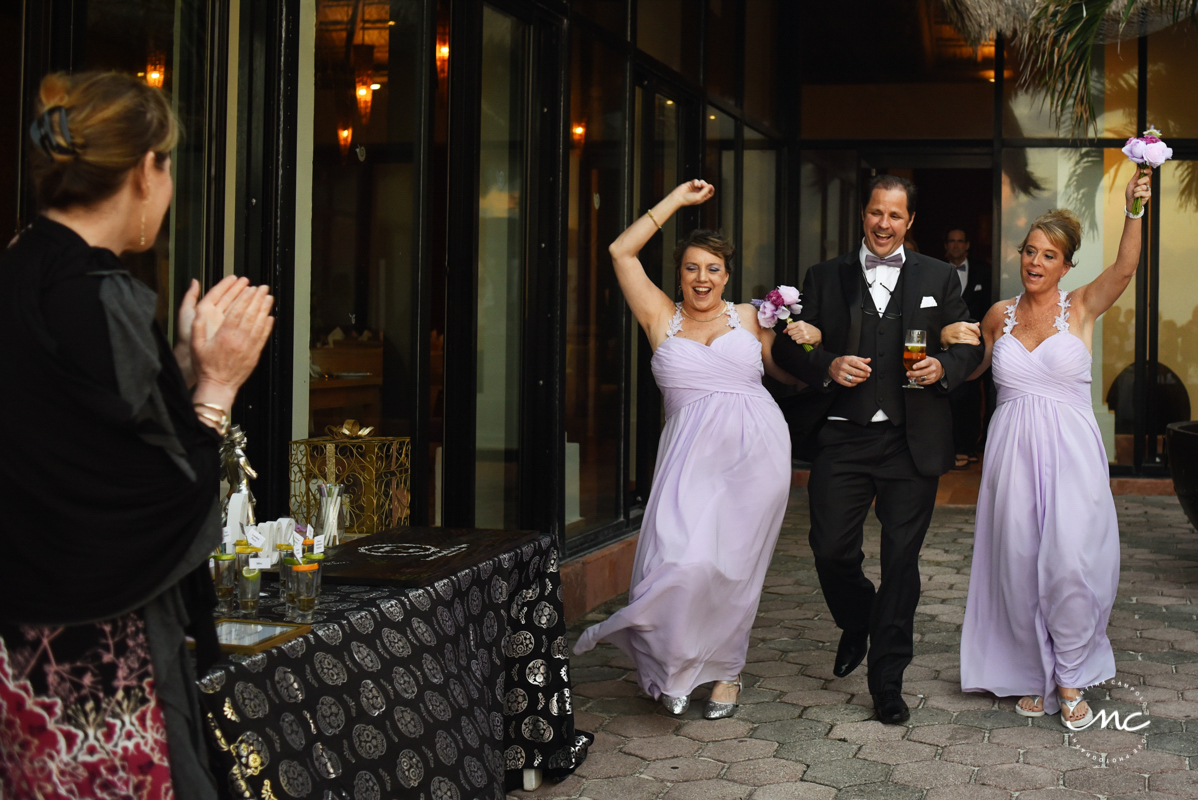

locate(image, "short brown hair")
[[673, 229, 735, 273], [29, 72, 179, 211], [863, 174, 918, 215], [1020, 209, 1082, 266]]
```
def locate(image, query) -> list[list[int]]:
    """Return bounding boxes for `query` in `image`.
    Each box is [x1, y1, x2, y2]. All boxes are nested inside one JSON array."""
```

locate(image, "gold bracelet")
[[194, 402, 230, 436], [645, 208, 662, 230]]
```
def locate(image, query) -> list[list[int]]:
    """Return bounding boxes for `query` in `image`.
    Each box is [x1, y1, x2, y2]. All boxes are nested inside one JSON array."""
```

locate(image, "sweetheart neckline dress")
[[573, 302, 791, 699], [960, 290, 1120, 713]]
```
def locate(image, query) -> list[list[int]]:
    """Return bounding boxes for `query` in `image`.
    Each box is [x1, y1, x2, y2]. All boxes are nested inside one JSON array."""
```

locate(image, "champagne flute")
[[903, 330, 927, 389]]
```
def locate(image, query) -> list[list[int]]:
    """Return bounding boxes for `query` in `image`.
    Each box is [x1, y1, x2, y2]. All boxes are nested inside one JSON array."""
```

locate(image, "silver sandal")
[[1060, 692, 1093, 731], [1015, 695, 1045, 717], [661, 694, 690, 715], [704, 676, 742, 720]]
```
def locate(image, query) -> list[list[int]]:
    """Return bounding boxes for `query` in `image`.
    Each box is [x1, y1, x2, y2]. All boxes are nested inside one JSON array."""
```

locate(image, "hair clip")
[[30, 106, 76, 157]]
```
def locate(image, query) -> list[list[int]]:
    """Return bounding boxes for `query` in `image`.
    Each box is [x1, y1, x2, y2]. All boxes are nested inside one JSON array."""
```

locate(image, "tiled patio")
[[510, 492, 1198, 800]]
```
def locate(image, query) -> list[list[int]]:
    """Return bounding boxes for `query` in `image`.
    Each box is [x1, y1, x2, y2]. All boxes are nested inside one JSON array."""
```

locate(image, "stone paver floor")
[[509, 492, 1198, 800]]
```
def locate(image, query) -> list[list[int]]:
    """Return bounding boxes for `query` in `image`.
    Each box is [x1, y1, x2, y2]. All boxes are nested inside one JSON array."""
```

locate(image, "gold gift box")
[[288, 424, 410, 535]]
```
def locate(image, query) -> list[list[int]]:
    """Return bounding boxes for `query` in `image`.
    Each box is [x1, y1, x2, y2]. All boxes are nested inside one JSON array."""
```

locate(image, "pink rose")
[[1122, 137, 1146, 164], [757, 301, 780, 328], [764, 288, 786, 308], [776, 285, 800, 305], [1142, 140, 1173, 168]]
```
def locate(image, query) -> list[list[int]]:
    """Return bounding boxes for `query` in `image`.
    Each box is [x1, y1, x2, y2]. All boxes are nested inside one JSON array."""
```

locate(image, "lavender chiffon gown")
[[961, 291, 1119, 714], [574, 301, 790, 700]]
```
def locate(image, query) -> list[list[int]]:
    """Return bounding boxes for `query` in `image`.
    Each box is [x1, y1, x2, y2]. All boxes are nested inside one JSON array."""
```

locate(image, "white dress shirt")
[[829, 240, 908, 422]]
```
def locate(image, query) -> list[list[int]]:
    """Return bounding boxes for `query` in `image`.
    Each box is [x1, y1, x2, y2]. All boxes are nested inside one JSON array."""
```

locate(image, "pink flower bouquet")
[[752, 285, 813, 351], [1122, 126, 1172, 215]]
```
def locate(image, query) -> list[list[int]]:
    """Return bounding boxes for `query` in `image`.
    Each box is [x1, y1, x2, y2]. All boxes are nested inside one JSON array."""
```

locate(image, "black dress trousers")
[[807, 420, 939, 696]]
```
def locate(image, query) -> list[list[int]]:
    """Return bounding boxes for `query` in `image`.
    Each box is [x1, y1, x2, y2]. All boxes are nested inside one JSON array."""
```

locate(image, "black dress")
[[0, 217, 223, 800]]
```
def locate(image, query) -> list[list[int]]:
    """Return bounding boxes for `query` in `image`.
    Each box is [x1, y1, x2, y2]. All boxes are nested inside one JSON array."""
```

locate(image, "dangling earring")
[[140, 199, 148, 246]]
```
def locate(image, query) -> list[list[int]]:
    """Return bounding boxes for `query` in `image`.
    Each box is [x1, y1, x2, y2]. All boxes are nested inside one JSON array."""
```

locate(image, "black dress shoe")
[[873, 691, 910, 725], [832, 629, 868, 678]]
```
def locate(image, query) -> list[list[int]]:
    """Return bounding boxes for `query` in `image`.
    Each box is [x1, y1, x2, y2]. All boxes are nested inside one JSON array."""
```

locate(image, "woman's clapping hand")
[[187, 279, 275, 416]]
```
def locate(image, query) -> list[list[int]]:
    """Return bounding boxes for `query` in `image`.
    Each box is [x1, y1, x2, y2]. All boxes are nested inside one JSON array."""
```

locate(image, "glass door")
[[473, 4, 529, 529], [1151, 156, 1198, 467], [629, 75, 696, 506]]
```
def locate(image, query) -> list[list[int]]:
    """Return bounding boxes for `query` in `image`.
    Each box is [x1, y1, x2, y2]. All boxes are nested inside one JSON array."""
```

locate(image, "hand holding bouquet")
[[752, 285, 813, 351], [1122, 127, 1172, 216]]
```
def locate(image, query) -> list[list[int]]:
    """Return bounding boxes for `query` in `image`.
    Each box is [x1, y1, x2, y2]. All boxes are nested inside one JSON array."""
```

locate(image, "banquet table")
[[197, 532, 588, 799]]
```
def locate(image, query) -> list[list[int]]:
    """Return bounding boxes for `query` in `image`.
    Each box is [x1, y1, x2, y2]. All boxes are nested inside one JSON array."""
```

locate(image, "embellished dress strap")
[[667, 302, 684, 338], [1002, 294, 1022, 336], [1054, 289, 1071, 333], [724, 300, 741, 329]]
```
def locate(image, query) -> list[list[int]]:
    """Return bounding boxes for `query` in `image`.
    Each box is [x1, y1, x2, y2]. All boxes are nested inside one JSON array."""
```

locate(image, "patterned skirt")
[[0, 612, 175, 800]]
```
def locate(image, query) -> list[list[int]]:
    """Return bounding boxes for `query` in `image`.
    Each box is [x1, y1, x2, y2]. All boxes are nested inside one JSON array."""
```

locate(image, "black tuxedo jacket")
[[954, 258, 993, 324], [773, 250, 986, 477]]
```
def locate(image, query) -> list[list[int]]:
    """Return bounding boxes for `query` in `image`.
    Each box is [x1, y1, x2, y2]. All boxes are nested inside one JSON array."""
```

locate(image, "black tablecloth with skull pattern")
[[198, 534, 589, 799]]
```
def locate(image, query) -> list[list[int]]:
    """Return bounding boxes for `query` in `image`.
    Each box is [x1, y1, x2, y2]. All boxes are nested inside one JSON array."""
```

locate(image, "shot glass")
[[282, 557, 302, 620], [212, 553, 237, 615], [291, 563, 319, 623], [275, 543, 294, 599], [302, 553, 325, 603], [234, 545, 262, 576], [237, 567, 262, 617]]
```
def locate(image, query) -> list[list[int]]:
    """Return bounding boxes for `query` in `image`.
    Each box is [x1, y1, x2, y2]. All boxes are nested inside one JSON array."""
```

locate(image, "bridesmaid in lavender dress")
[[573, 180, 811, 719], [957, 170, 1152, 729]]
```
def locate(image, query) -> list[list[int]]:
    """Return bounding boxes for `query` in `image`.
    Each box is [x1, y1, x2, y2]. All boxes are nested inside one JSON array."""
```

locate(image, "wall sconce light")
[[338, 126, 353, 157], [571, 123, 586, 148], [435, 31, 450, 80], [355, 80, 374, 124], [145, 54, 165, 88], [353, 44, 374, 125]]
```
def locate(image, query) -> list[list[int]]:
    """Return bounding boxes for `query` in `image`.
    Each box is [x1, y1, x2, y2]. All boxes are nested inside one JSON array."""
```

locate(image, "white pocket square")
[[974, 284, 983, 292], [920, 296, 937, 308]]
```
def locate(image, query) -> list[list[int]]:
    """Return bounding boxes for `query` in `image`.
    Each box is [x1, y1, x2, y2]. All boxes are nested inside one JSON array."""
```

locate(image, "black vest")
[[828, 270, 906, 426]]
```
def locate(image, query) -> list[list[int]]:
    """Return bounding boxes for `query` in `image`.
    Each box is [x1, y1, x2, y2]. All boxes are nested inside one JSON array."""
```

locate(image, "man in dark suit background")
[[772, 175, 984, 724], [944, 228, 992, 467]]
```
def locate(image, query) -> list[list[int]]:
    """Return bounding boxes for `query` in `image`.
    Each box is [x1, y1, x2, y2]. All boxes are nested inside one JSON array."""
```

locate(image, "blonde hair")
[[28, 72, 179, 211], [1019, 208, 1083, 267]]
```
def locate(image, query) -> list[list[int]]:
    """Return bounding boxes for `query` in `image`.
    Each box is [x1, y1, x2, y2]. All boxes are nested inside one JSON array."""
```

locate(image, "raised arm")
[[1072, 169, 1152, 323], [610, 179, 716, 345]]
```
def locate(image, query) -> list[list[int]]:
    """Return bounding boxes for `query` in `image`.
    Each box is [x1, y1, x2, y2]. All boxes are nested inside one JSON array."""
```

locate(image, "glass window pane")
[[705, 0, 739, 104], [79, 0, 214, 333], [566, 29, 626, 538], [743, 0, 776, 126], [1004, 40, 1136, 138], [636, 0, 700, 80], [654, 94, 681, 301], [798, 150, 858, 277], [573, 0, 627, 37], [1155, 159, 1198, 464], [307, 1, 422, 525], [703, 107, 736, 237], [0, 3, 17, 235], [799, 0, 993, 139], [1148, 24, 1198, 138], [741, 128, 775, 301], [999, 147, 1139, 464], [475, 5, 528, 529]]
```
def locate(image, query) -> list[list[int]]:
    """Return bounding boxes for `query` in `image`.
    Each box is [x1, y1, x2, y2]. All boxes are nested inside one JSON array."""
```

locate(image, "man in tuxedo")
[[944, 229, 992, 466], [773, 176, 984, 724]]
